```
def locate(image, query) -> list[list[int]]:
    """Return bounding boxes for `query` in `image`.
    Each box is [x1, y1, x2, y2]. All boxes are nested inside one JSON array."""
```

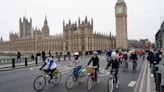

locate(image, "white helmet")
[[93, 51, 98, 55], [111, 51, 116, 58], [74, 52, 79, 56]]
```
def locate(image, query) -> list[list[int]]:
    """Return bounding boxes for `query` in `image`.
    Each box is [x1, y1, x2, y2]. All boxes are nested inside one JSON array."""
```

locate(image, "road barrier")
[[133, 60, 148, 92], [153, 64, 164, 92], [160, 83, 164, 92], [155, 71, 161, 92]]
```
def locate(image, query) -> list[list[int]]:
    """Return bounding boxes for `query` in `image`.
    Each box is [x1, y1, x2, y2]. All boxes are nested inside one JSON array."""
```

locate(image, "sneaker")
[[115, 84, 119, 88], [151, 74, 154, 77], [48, 79, 53, 84]]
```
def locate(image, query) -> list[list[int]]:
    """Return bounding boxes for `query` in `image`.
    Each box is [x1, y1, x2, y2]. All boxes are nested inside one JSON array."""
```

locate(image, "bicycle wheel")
[[65, 75, 74, 90], [33, 75, 46, 91], [108, 77, 113, 92], [87, 76, 93, 91], [53, 72, 61, 86]]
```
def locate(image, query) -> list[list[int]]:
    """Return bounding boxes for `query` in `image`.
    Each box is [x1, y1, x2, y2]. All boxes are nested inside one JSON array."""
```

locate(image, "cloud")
[[0, 0, 164, 42]]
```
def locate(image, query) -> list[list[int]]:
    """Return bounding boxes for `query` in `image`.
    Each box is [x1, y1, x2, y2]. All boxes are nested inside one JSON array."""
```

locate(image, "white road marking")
[[128, 81, 136, 87], [29, 68, 33, 70], [98, 67, 110, 77]]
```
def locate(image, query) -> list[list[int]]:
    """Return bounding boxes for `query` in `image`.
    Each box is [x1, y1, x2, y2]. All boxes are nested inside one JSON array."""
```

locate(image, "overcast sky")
[[0, 0, 164, 42]]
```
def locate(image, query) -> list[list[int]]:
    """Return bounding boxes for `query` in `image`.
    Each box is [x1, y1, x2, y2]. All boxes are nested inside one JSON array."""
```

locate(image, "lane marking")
[[29, 68, 33, 70], [98, 67, 110, 77], [128, 81, 136, 87]]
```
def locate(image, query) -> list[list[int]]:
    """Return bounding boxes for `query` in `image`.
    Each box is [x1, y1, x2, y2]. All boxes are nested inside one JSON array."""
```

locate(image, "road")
[[0, 55, 145, 92]]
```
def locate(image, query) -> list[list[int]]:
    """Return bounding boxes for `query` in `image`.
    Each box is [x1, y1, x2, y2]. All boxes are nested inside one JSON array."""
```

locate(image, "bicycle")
[[107, 69, 119, 92], [132, 60, 137, 73], [86, 66, 99, 91], [65, 66, 86, 90], [33, 68, 61, 91]]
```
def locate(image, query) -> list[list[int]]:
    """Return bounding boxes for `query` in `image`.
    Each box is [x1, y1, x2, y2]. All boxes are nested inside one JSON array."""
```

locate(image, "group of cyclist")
[[39, 49, 141, 89]]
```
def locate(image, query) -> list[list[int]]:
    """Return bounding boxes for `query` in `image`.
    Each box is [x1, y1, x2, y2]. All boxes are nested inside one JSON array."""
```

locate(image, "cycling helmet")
[[111, 51, 116, 59], [93, 51, 97, 55], [74, 52, 79, 60], [74, 52, 79, 56]]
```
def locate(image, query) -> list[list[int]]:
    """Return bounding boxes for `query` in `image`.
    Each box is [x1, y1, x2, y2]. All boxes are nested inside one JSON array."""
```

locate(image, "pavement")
[[0, 57, 73, 71], [0, 55, 146, 92], [147, 57, 164, 92]]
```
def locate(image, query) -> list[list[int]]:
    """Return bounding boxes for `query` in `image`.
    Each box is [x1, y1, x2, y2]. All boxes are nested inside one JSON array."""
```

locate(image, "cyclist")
[[87, 51, 99, 81], [39, 55, 57, 82], [122, 51, 128, 68], [130, 51, 138, 71], [105, 50, 112, 69], [69, 52, 82, 78], [106, 51, 120, 88]]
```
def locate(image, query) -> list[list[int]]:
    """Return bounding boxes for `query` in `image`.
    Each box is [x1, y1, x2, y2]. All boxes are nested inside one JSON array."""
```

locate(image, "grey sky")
[[0, 0, 164, 42]]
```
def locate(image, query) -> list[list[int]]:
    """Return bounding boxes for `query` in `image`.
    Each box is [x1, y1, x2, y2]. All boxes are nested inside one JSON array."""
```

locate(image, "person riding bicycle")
[[130, 51, 138, 70], [69, 52, 82, 78], [106, 51, 119, 88], [87, 51, 99, 81], [123, 51, 128, 67], [105, 50, 112, 69], [39, 55, 57, 82]]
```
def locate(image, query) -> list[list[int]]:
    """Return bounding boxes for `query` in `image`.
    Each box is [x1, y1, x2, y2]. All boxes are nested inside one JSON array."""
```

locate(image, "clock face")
[[116, 7, 123, 14]]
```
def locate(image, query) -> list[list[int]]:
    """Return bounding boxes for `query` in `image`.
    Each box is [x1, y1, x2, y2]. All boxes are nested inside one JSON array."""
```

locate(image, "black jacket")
[[147, 52, 155, 64], [88, 56, 99, 68], [109, 59, 119, 69]]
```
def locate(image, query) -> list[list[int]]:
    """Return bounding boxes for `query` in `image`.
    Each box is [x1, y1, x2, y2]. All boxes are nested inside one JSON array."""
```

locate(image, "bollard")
[[25, 58, 27, 66], [12, 58, 15, 68], [160, 82, 164, 92], [35, 57, 38, 64], [156, 71, 161, 92]]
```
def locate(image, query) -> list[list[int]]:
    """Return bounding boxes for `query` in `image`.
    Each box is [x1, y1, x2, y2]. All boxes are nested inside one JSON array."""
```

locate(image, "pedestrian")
[[17, 52, 21, 63], [42, 51, 46, 62], [147, 50, 156, 77]]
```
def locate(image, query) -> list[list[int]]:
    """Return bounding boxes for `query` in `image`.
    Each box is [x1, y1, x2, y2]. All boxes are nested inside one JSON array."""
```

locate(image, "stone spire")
[[44, 15, 48, 25], [63, 20, 65, 26], [42, 15, 49, 36], [69, 19, 71, 25], [0, 37, 3, 42], [78, 17, 80, 25], [85, 16, 88, 22]]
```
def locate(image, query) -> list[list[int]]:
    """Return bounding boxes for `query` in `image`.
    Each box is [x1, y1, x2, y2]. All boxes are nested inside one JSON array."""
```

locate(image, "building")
[[0, 16, 115, 53], [128, 39, 150, 49], [115, 0, 128, 49], [155, 21, 164, 48]]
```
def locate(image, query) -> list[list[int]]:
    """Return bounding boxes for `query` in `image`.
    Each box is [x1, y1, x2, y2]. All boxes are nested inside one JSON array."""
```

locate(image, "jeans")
[[150, 63, 155, 75], [73, 66, 81, 78], [110, 68, 118, 84]]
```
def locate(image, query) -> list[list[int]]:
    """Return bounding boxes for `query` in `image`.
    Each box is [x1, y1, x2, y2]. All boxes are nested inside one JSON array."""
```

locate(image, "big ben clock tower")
[[115, 0, 128, 49]]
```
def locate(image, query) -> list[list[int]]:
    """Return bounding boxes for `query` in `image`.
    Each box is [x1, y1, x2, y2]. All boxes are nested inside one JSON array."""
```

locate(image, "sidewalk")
[[0, 56, 91, 72], [147, 63, 156, 92]]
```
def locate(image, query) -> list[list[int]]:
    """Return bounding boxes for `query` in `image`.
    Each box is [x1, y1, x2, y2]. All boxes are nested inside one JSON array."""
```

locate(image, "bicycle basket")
[[86, 66, 94, 75]]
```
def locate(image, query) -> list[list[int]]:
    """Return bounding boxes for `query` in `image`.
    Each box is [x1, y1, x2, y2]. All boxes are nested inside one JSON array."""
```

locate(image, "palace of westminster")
[[0, 0, 128, 53]]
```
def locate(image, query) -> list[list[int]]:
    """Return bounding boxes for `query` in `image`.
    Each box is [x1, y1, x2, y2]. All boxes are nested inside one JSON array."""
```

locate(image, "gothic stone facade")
[[0, 16, 115, 53]]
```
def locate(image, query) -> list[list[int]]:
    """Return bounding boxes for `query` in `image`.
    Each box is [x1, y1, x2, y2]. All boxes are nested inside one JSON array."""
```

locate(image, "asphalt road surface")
[[0, 55, 144, 92]]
